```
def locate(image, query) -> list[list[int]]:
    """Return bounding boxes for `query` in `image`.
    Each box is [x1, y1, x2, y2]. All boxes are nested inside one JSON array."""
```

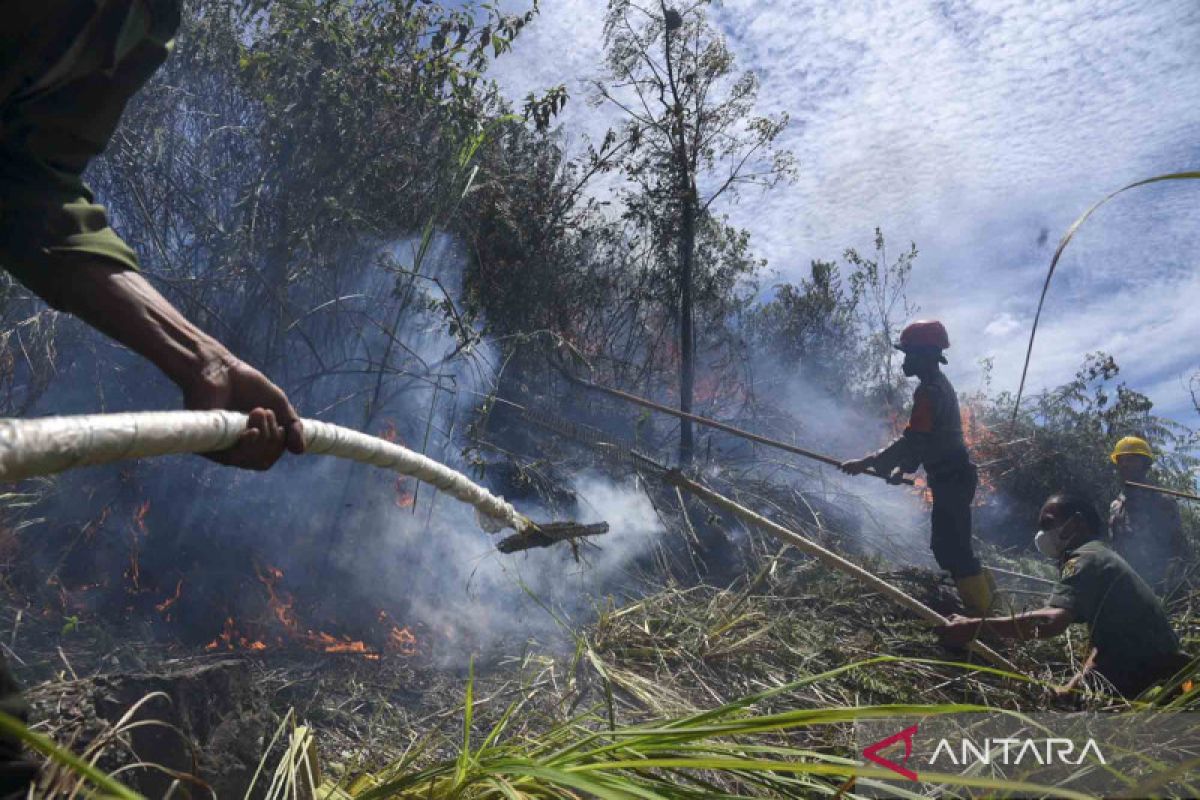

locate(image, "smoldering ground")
[[9, 222, 1029, 670], [9, 234, 665, 665]]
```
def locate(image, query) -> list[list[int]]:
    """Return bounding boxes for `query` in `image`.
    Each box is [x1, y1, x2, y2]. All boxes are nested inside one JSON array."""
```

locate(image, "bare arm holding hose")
[[17, 260, 303, 471], [0, 0, 301, 472]]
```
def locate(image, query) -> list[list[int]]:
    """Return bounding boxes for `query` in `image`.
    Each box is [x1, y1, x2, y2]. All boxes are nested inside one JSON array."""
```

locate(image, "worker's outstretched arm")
[[840, 387, 933, 478], [935, 606, 1074, 647], [33, 260, 303, 470]]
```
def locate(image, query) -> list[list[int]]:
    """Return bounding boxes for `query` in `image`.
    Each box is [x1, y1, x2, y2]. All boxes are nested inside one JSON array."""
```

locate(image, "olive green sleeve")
[[0, 200, 140, 309], [1046, 553, 1101, 620], [0, 0, 180, 304]]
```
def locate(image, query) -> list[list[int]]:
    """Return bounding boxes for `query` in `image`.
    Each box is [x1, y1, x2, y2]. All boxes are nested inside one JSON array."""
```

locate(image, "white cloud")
[[491, 0, 1200, 421], [983, 312, 1021, 339]]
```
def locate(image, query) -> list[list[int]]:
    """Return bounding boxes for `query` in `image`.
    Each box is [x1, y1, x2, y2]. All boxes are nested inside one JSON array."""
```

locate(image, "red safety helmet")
[[895, 320, 950, 352]]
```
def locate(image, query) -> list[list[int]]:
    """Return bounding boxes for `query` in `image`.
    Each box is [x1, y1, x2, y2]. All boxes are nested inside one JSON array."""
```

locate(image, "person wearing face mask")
[[839, 320, 995, 616], [938, 492, 1191, 698], [1107, 436, 1187, 593]]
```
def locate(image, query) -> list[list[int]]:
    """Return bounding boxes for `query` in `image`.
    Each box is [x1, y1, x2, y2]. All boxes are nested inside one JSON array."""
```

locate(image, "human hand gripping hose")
[[0, 411, 607, 553]]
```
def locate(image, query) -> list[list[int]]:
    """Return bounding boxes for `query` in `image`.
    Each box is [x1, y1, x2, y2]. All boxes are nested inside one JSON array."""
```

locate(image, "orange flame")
[[394, 477, 416, 509], [388, 626, 418, 656], [379, 610, 419, 656], [124, 502, 151, 593], [154, 579, 185, 617], [910, 474, 933, 505], [904, 406, 996, 507], [243, 565, 415, 659], [132, 501, 151, 533], [256, 565, 299, 629], [50, 578, 104, 614], [960, 405, 998, 503], [205, 617, 268, 652], [82, 506, 112, 542]]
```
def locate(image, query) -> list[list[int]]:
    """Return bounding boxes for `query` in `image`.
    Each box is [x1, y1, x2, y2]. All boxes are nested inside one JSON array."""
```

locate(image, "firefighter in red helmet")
[[840, 321, 996, 615]]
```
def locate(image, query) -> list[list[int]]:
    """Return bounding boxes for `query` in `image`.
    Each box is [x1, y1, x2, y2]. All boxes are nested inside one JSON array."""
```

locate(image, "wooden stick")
[[496, 522, 609, 553], [987, 565, 1056, 586], [569, 376, 915, 485], [643, 460, 1020, 673], [1125, 481, 1200, 503]]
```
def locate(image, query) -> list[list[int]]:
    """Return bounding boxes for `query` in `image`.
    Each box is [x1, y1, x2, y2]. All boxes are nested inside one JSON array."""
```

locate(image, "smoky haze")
[[10, 209, 968, 667], [18, 234, 667, 664]]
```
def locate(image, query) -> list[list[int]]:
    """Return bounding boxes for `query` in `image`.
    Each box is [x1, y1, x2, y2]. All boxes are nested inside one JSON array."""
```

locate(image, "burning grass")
[[4, 389, 1197, 796], [10, 537, 1200, 798], [267, 557, 1200, 797], [285, 556, 1200, 798]]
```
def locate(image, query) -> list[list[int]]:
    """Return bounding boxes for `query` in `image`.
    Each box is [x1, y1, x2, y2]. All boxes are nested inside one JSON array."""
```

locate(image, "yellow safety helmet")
[[1110, 436, 1154, 464]]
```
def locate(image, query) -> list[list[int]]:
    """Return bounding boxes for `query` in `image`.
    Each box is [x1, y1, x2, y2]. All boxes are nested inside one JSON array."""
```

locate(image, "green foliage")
[[464, 1, 794, 426], [748, 228, 916, 409], [749, 260, 858, 393], [592, 0, 796, 458], [2, 0, 546, 647], [0, 710, 142, 799], [523, 84, 568, 132], [50, 0, 546, 437], [971, 352, 1198, 549], [596, 1, 796, 206], [843, 231, 918, 410], [315, 664, 1051, 799]]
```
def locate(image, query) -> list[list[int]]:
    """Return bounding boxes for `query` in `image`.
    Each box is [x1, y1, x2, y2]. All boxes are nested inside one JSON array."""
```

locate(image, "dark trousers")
[[1101, 651, 1194, 699], [928, 465, 980, 578]]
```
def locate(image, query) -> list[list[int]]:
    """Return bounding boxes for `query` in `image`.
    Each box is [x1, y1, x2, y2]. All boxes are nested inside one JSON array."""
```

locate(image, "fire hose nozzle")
[[496, 521, 610, 553]]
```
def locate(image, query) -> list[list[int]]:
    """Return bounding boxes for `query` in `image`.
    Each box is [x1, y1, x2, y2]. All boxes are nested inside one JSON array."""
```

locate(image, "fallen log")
[[629, 454, 1021, 673], [569, 375, 916, 485], [0, 412, 598, 548]]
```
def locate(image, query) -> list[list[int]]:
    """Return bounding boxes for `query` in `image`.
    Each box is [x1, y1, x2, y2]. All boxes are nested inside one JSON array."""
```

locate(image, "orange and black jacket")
[[871, 371, 972, 479]]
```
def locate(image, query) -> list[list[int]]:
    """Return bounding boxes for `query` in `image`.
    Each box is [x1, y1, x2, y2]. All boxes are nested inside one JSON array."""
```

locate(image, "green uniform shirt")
[[0, 0, 181, 305], [1046, 539, 1184, 694]]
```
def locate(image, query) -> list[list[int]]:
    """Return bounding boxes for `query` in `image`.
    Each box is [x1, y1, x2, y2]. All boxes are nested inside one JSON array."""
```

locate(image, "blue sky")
[[490, 1, 1200, 421]]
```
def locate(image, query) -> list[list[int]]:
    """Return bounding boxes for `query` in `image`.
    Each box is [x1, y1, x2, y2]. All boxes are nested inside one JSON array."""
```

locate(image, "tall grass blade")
[[1011, 171, 1200, 419]]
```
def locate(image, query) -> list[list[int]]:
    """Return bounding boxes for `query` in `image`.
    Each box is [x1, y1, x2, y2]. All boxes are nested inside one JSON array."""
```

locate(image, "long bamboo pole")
[[987, 565, 1056, 587], [0, 411, 530, 533], [643, 459, 1020, 672], [569, 376, 915, 485], [1125, 481, 1200, 503]]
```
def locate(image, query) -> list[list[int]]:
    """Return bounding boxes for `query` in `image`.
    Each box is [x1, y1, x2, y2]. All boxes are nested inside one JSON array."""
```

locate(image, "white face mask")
[[1034, 518, 1073, 559]]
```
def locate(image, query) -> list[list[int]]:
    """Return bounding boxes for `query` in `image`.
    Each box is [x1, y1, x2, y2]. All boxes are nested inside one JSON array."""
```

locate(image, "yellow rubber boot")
[[955, 571, 995, 617]]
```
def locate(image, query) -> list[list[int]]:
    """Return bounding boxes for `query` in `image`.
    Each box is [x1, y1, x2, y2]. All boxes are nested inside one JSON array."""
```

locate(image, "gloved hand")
[[839, 457, 874, 476]]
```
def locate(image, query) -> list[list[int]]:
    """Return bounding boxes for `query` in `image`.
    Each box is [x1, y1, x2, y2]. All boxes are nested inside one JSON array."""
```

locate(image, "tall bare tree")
[[593, 0, 795, 462]]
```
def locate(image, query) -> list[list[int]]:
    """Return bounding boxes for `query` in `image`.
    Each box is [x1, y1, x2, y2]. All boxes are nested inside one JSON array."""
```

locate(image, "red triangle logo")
[[863, 724, 919, 781]]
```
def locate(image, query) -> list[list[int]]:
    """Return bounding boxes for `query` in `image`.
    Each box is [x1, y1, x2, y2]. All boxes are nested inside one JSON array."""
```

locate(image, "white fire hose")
[[0, 411, 530, 534]]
